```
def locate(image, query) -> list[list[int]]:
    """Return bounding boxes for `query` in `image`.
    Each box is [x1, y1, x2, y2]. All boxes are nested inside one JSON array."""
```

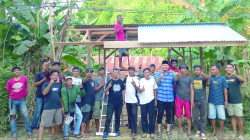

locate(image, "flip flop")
[[229, 134, 236, 140], [178, 131, 183, 137], [27, 133, 34, 138], [11, 135, 17, 140], [141, 133, 147, 138], [80, 133, 90, 138], [238, 135, 244, 140], [63, 136, 69, 140], [157, 132, 162, 138], [33, 129, 39, 134], [187, 134, 194, 139], [150, 134, 155, 139], [166, 131, 172, 138], [73, 134, 82, 139], [218, 136, 227, 140]]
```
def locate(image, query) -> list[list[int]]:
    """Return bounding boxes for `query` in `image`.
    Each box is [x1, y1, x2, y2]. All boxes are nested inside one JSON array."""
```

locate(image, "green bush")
[[0, 66, 13, 136]]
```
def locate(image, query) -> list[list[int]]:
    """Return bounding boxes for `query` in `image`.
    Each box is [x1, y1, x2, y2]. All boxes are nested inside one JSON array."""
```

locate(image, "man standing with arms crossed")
[[225, 64, 245, 140], [155, 61, 175, 138], [114, 15, 128, 70], [102, 68, 125, 139], [124, 66, 140, 139], [207, 64, 228, 140]]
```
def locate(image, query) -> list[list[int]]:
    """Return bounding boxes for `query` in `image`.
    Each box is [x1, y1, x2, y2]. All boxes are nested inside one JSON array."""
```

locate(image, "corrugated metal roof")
[[138, 22, 247, 43]]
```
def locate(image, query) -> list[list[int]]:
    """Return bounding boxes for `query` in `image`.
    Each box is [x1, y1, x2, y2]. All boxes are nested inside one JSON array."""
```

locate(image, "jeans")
[[192, 100, 207, 133], [141, 99, 155, 134], [70, 102, 81, 131], [104, 103, 123, 133], [157, 100, 174, 124], [126, 103, 138, 133], [9, 98, 32, 136], [64, 104, 82, 136], [31, 98, 43, 129]]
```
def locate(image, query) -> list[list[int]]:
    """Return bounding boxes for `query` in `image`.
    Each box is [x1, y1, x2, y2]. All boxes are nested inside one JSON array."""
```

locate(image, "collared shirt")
[[155, 71, 175, 102], [124, 75, 140, 103]]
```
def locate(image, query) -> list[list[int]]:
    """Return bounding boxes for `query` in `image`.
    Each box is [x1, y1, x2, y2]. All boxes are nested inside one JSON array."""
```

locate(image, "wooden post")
[[114, 49, 116, 69], [104, 49, 106, 70], [200, 47, 204, 72], [49, 0, 55, 60], [98, 47, 100, 66], [182, 48, 185, 63], [189, 47, 192, 73], [127, 49, 130, 66], [87, 35, 91, 67]]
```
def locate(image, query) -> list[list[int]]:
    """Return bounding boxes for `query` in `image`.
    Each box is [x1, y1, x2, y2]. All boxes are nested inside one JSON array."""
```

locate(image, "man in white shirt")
[[139, 68, 158, 139], [124, 66, 140, 139]]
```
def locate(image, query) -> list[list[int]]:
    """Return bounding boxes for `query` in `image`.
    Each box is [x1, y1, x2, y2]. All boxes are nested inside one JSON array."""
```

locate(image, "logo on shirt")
[[52, 88, 58, 91], [213, 81, 218, 84], [12, 82, 24, 92], [227, 79, 235, 83], [91, 82, 94, 87], [113, 84, 121, 92], [194, 80, 203, 89]]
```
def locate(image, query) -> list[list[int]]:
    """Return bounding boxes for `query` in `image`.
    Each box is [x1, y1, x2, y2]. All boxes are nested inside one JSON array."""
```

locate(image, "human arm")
[[62, 68, 69, 80], [60, 97, 64, 113], [131, 77, 139, 91], [224, 88, 228, 108], [95, 80, 105, 93], [174, 73, 181, 82], [61, 88, 68, 114], [44, 59, 51, 74], [231, 73, 245, 83], [154, 89, 157, 107], [167, 47, 171, 64], [206, 75, 211, 86], [190, 83, 194, 109], [114, 24, 123, 34], [42, 81, 54, 96], [104, 81, 112, 94], [122, 90, 125, 105], [138, 64, 144, 78], [156, 72, 164, 84]]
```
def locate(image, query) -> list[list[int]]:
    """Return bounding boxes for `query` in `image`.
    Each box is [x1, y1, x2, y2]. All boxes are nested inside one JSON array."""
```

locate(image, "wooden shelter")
[[54, 22, 247, 72]]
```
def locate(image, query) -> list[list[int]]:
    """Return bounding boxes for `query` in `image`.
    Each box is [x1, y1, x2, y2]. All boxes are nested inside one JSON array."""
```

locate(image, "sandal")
[[131, 133, 137, 139], [187, 134, 194, 139], [33, 129, 39, 134], [166, 131, 172, 138], [218, 136, 227, 140], [63, 136, 69, 140], [27, 133, 34, 138], [80, 133, 90, 138], [238, 135, 244, 140], [141, 133, 147, 138], [11, 135, 17, 140], [201, 133, 207, 140], [178, 131, 183, 137], [150, 134, 155, 139], [73, 134, 82, 139], [229, 134, 236, 139], [157, 132, 162, 138]]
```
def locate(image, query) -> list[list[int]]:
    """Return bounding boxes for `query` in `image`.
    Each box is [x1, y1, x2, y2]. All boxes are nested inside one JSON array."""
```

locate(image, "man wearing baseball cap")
[[138, 64, 156, 78], [61, 76, 85, 139], [124, 65, 140, 139], [174, 63, 194, 139], [80, 68, 95, 137], [93, 66, 110, 132]]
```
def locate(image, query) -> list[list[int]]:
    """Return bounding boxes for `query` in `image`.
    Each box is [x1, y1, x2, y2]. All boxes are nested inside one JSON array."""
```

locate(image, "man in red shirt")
[[114, 15, 128, 70]]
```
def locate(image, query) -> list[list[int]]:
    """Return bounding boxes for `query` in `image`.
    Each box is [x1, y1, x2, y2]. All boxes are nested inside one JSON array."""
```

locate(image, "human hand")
[[160, 72, 165, 78], [78, 82, 83, 89], [200, 72, 204, 76], [139, 64, 142, 68], [63, 68, 69, 73], [61, 107, 64, 113], [108, 81, 112, 88], [64, 114, 69, 120], [131, 78, 136, 86], [121, 24, 124, 28], [224, 102, 228, 108], [101, 80, 105, 86], [191, 102, 194, 109], [154, 100, 157, 107]]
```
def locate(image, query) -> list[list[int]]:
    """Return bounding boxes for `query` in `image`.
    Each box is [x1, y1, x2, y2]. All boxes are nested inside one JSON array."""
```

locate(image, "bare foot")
[[209, 132, 217, 137]]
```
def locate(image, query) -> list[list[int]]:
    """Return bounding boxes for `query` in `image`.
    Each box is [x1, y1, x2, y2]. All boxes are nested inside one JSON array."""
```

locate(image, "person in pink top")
[[114, 15, 128, 70], [167, 47, 180, 125], [6, 66, 33, 140]]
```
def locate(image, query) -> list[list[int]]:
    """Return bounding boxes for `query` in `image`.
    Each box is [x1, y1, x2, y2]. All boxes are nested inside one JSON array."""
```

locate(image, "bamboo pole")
[[200, 47, 204, 72], [49, 0, 56, 60]]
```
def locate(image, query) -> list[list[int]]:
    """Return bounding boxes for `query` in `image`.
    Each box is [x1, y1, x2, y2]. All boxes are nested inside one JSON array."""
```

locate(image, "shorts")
[[175, 96, 191, 119], [119, 48, 127, 54], [93, 100, 102, 119], [227, 103, 243, 117], [208, 103, 226, 120], [40, 109, 62, 127], [82, 104, 93, 123]]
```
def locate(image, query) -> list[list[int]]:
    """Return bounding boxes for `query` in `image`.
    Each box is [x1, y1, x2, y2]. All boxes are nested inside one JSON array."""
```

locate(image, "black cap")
[[86, 68, 94, 73], [162, 60, 168, 65], [150, 64, 155, 67], [98, 66, 105, 71], [51, 61, 61, 66]]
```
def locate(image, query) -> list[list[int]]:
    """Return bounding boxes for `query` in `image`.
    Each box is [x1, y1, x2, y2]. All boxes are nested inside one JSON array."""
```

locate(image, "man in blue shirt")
[[155, 61, 175, 138], [207, 64, 229, 139]]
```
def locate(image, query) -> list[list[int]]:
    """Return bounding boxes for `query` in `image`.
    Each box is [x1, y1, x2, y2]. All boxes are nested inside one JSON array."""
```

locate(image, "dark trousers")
[[157, 100, 174, 124], [104, 103, 123, 133], [70, 102, 81, 131], [171, 89, 177, 122], [141, 99, 155, 134], [192, 100, 207, 133], [126, 103, 138, 133]]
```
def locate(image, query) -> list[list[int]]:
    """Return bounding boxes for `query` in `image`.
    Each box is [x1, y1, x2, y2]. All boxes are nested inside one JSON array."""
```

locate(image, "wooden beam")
[[104, 49, 106, 70], [54, 42, 104, 46], [73, 31, 137, 38], [200, 47, 204, 72], [98, 47, 100, 66], [190, 47, 192, 73], [82, 30, 90, 41], [106, 49, 118, 59], [182, 48, 185, 63], [87, 35, 91, 68], [67, 27, 138, 31], [104, 41, 247, 48], [172, 48, 183, 58]]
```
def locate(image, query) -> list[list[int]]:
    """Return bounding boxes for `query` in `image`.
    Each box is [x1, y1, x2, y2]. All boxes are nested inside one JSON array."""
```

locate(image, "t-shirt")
[[42, 82, 62, 110], [114, 23, 126, 41], [35, 71, 46, 98], [124, 75, 140, 103], [168, 64, 179, 90], [138, 68, 155, 79], [139, 78, 158, 105], [176, 75, 194, 101], [94, 76, 110, 101], [72, 77, 82, 102], [82, 79, 95, 106], [106, 79, 125, 105], [7, 76, 28, 100], [45, 71, 63, 85], [225, 76, 242, 104], [208, 75, 229, 105], [192, 76, 207, 101]]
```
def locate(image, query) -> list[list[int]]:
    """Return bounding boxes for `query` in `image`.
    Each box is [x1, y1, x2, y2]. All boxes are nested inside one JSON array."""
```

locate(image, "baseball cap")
[[86, 68, 94, 73], [179, 63, 189, 70], [128, 65, 135, 70], [65, 76, 72, 81], [150, 64, 155, 67], [52, 61, 61, 66], [98, 66, 105, 71]]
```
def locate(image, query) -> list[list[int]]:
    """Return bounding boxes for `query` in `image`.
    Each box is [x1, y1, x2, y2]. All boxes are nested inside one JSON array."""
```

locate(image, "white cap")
[[65, 76, 72, 81]]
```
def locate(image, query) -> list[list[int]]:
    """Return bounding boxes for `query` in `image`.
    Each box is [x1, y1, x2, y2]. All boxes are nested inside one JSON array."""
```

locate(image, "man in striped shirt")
[[155, 61, 175, 138]]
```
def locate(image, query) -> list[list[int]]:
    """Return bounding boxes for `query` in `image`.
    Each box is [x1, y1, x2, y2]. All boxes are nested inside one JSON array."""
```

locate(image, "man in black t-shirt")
[[80, 68, 95, 138], [225, 64, 245, 140], [192, 65, 208, 139], [38, 70, 63, 140], [102, 68, 125, 139], [31, 60, 48, 133]]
